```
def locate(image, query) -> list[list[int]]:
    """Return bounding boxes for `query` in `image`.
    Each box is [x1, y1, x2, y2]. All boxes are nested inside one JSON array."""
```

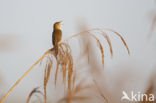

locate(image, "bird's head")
[[53, 21, 62, 30]]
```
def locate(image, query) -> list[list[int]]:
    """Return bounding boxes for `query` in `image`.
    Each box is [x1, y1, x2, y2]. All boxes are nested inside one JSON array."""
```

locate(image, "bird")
[[52, 21, 62, 56]]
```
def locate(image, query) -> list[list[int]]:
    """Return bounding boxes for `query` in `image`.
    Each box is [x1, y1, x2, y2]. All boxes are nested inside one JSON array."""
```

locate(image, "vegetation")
[[0, 28, 130, 103]]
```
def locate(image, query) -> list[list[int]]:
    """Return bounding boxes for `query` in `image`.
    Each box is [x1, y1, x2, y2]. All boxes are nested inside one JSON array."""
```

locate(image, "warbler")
[[52, 21, 62, 56]]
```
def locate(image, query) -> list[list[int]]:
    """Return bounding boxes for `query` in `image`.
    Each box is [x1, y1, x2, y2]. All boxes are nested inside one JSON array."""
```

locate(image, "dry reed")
[[93, 79, 108, 103], [26, 87, 43, 103], [57, 71, 92, 103], [0, 28, 130, 103], [140, 73, 156, 103], [149, 13, 156, 37], [44, 56, 53, 103]]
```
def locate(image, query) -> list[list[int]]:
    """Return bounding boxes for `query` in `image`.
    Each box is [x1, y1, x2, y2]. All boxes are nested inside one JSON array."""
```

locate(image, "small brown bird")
[[52, 22, 62, 56]]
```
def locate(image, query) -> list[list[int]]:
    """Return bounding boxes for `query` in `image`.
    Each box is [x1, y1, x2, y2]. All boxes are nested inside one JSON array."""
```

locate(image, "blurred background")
[[0, 0, 156, 103]]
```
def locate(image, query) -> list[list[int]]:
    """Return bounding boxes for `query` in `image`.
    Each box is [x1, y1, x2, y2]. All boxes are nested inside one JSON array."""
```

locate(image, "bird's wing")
[[52, 30, 62, 46]]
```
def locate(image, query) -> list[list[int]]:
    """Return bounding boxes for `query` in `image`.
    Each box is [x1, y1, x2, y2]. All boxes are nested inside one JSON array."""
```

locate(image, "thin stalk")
[[0, 49, 51, 103]]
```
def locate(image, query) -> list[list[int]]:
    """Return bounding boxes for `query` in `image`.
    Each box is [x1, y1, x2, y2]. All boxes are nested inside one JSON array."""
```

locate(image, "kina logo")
[[121, 91, 155, 102]]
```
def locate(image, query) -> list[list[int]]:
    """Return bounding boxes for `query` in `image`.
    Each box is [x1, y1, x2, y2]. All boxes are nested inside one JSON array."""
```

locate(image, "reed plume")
[[0, 28, 130, 103]]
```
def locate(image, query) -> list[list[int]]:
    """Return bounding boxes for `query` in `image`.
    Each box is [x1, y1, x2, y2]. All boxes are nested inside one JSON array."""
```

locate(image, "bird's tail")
[[54, 44, 58, 57]]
